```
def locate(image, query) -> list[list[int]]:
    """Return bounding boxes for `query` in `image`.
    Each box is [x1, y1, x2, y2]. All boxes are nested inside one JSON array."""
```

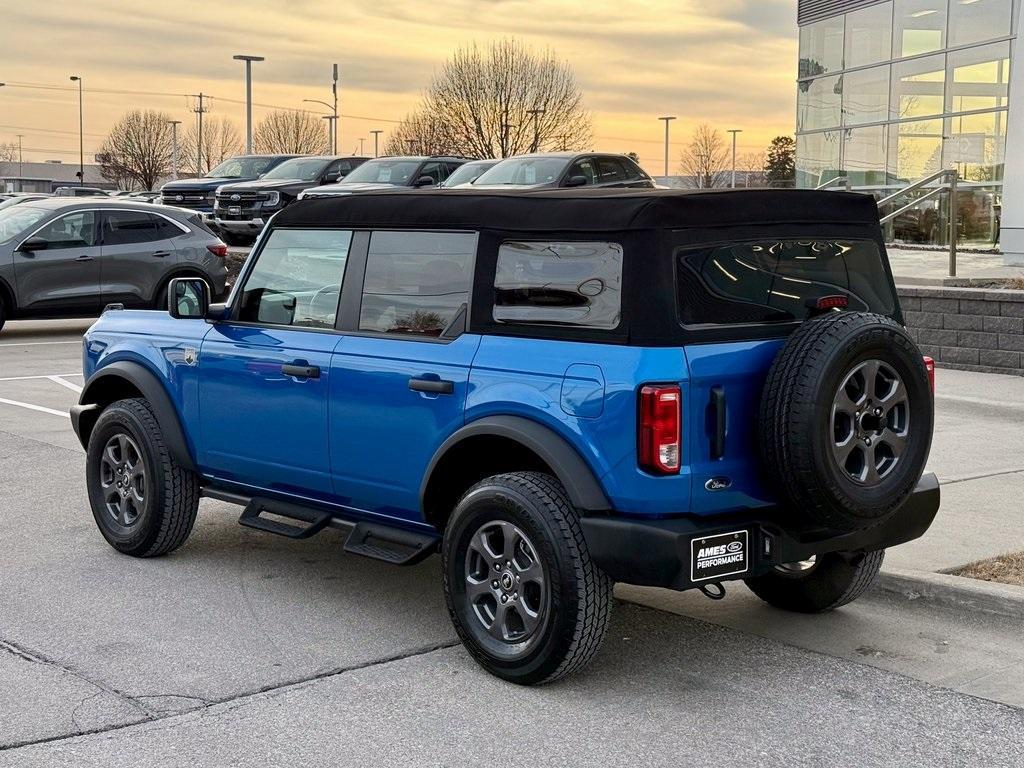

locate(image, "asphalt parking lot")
[[1, 318, 1023, 766]]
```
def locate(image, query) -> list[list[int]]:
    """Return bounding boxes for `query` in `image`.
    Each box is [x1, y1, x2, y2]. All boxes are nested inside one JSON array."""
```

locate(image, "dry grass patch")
[[952, 552, 1024, 587]]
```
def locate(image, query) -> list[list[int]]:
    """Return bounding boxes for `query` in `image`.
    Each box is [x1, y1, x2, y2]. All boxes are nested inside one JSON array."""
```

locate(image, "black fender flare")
[[420, 415, 611, 512], [72, 360, 196, 471]]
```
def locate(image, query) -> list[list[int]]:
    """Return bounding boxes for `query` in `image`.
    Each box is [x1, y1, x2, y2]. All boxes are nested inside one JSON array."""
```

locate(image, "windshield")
[[0, 205, 49, 244], [441, 161, 496, 187], [0, 196, 44, 211], [340, 160, 422, 185], [473, 157, 569, 186], [260, 157, 329, 182], [206, 156, 283, 179]]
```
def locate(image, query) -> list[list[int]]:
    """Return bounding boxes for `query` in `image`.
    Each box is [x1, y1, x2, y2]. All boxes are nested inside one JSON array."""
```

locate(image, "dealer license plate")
[[691, 530, 749, 582]]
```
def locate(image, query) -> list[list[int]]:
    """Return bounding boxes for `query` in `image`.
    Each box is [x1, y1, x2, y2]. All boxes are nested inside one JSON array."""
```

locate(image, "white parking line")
[[0, 373, 82, 382], [935, 393, 1024, 411], [46, 375, 83, 393], [0, 340, 81, 347], [0, 397, 70, 419]]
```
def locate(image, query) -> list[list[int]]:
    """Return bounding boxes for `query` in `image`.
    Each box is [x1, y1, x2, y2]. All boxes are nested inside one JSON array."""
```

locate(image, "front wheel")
[[442, 472, 612, 685], [744, 550, 885, 613]]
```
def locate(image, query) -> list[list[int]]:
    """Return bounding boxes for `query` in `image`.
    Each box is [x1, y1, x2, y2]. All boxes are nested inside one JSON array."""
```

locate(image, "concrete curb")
[[875, 567, 1024, 620]]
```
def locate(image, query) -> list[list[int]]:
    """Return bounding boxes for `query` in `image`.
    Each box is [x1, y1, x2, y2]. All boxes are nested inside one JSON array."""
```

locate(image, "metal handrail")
[[815, 175, 850, 191], [877, 168, 954, 209], [875, 169, 959, 277]]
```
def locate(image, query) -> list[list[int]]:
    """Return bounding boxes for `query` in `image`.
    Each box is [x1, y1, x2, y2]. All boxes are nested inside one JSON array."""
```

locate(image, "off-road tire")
[[442, 472, 612, 685], [86, 397, 200, 557], [760, 311, 932, 533], [744, 550, 885, 613]]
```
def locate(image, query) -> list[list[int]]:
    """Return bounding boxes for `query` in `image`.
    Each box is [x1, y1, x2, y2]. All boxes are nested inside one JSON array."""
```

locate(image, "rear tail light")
[[639, 384, 681, 475], [207, 243, 228, 258], [923, 356, 935, 393]]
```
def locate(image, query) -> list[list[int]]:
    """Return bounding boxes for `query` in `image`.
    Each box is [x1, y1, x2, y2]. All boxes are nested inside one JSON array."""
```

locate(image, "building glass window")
[[799, 16, 844, 78], [893, 0, 947, 57], [946, 41, 1010, 113], [843, 125, 889, 186], [844, 2, 893, 68], [944, 110, 1007, 182], [892, 53, 946, 120], [798, 74, 843, 131], [947, 0, 1012, 48], [843, 66, 891, 126], [796, 131, 842, 187], [888, 118, 944, 182]]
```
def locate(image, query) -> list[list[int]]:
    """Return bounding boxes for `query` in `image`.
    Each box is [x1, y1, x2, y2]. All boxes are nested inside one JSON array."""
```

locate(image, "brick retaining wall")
[[898, 286, 1024, 375]]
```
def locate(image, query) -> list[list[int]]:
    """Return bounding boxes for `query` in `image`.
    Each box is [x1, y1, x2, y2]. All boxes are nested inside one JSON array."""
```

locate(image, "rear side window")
[[494, 241, 623, 330], [677, 239, 896, 326], [238, 228, 351, 328], [103, 211, 164, 245], [358, 231, 475, 337], [595, 157, 627, 183]]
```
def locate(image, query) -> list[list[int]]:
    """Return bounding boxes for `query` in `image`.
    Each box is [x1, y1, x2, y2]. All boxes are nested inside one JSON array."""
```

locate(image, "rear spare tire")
[[760, 312, 932, 533]]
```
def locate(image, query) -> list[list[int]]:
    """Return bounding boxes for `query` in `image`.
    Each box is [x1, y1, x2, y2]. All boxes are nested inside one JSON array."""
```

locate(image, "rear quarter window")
[[677, 239, 896, 326]]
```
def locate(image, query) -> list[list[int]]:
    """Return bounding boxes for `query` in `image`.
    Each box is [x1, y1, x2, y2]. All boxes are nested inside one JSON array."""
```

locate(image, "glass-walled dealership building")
[[796, 0, 1024, 259]]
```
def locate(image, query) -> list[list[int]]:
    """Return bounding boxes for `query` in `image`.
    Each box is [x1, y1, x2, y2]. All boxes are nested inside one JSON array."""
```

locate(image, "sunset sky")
[[0, 0, 798, 175]]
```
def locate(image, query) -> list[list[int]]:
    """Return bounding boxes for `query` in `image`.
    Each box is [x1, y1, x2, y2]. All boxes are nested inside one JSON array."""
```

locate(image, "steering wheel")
[[309, 284, 341, 321]]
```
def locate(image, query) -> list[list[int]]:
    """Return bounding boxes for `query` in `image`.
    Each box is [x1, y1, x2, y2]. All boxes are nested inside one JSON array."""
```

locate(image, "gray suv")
[[0, 199, 227, 332]]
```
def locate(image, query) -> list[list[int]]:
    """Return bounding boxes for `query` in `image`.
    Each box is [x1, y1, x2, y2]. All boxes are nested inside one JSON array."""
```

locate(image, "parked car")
[[0, 199, 227, 332], [0, 194, 51, 210], [298, 156, 469, 199], [214, 155, 369, 243], [71, 188, 938, 685], [127, 191, 161, 203], [54, 186, 110, 197], [470, 152, 655, 190], [439, 158, 500, 188], [157, 154, 300, 225]]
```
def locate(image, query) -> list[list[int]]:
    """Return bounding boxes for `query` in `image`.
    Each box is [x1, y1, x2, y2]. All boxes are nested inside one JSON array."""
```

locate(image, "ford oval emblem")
[[174, 194, 183, 201], [705, 476, 732, 492], [726, 541, 743, 553]]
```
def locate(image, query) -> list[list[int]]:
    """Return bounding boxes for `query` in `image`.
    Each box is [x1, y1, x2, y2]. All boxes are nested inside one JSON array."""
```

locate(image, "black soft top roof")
[[274, 187, 881, 233]]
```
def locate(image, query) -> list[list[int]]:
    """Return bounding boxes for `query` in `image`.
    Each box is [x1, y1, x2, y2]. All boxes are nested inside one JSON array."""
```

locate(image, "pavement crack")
[[0, 639, 460, 753], [941, 468, 1024, 485]]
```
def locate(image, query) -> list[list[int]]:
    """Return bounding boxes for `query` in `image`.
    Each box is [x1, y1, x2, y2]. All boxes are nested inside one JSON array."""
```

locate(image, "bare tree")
[[0, 142, 17, 163], [679, 124, 729, 189], [738, 151, 767, 187], [253, 111, 328, 155], [98, 110, 174, 190], [184, 117, 242, 174], [384, 111, 461, 157], [414, 39, 591, 158]]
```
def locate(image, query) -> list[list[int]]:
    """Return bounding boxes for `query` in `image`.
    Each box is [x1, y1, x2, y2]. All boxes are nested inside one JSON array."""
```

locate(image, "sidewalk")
[[887, 245, 1024, 285]]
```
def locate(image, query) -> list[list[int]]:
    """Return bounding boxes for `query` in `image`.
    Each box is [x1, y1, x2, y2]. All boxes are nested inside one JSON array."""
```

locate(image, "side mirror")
[[564, 175, 589, 188], [323, 171, 341, 183], [19, 236, 48, 252], [413, 175, 436, 188], [167, 277, 210, 319]]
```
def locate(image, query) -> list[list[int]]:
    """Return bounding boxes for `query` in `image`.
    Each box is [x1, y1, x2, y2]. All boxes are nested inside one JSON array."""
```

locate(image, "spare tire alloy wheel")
[[831, 359, 909, 486], [463, 520, 549, 654]]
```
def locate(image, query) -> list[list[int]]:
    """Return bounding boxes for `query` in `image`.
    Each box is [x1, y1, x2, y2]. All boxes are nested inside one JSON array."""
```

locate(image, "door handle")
[[76, 254, 94, 261], [152, 250, 170, 258], [281, 364, 320, 379], [708, 386, 727, 460], [409, 377, 454, 395]]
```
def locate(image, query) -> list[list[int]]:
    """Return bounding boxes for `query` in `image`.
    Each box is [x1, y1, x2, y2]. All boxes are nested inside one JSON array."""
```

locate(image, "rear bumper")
[[581, 472, 940, 591]]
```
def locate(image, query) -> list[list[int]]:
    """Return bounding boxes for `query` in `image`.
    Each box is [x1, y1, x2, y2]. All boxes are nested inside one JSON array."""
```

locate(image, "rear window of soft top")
[[676, 239, 897, 326]]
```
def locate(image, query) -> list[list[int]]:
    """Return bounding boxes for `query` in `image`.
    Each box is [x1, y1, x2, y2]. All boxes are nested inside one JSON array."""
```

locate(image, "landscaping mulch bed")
[[952, 552, 1024, 587]]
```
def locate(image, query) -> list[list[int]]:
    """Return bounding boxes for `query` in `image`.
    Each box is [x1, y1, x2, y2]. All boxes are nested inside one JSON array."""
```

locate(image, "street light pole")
[[332, 64, 339, 155], [657, 116, 676, 179], [70, 76, 84, 186], [233, 54, 264, 153], [321, 115, 334, 153], [358, 137, 365, 155], [728, 128, 742, 189], [370, 130, 383, 157], [168, 120, 181, 180], [526, 108, 545, 152]]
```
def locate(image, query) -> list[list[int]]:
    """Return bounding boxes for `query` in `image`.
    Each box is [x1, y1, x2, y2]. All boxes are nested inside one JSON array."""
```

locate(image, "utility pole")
[[70, 76, 84, 185], [526, 108, 545, 152], [192, 93, 207, 175], [16, 134, 23, 189], [332, 63, 339, 155], [321, 115, 334, 153], [167, 120, 181, 180], [358, 137, 365, 155], [370, 130, 383, 157], [233, 54, 264, 153], [658, 116, 676, 180], [728, 128, 742, 189]]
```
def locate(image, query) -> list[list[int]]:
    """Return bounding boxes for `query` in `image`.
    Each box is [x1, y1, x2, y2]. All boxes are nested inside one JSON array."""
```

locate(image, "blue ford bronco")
[[72, 188, 940, 684]]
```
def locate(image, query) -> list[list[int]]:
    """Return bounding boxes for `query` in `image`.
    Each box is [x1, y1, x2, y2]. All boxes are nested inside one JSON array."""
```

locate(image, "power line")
[[0, 123, 106, 139]]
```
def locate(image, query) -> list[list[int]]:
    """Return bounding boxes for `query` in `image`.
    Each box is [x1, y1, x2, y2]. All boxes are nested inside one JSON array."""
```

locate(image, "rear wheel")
[[744, 550, 885, 613], [86, 398, 200, 557], [442, 472, 612, 685]]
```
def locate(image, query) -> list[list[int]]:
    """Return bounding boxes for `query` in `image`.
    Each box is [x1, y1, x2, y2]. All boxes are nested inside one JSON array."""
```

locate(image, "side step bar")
[[232, 495, 439, 566]]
